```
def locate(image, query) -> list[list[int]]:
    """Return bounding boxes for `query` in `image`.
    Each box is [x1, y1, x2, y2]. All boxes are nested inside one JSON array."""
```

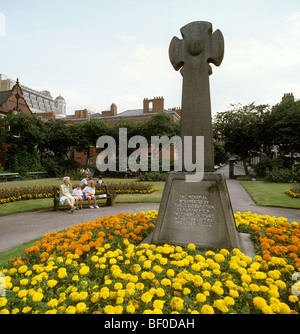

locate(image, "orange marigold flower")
[[261, 242, 270, 250]]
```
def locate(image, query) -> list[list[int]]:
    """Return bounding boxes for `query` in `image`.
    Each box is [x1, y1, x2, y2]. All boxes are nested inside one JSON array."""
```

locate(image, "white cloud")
[[113, 93, 143, 111], [115, 32, 136, 43], [288, 11, 300, 38]]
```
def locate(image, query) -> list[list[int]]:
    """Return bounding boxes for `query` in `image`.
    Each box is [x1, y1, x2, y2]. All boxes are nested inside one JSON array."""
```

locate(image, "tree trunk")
[[86, 146, 90, 166], [242, 158, 249, 176]]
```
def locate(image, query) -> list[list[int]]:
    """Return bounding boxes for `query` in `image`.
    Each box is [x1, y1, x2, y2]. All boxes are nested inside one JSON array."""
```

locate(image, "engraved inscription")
[[174, 194, 215, 227]]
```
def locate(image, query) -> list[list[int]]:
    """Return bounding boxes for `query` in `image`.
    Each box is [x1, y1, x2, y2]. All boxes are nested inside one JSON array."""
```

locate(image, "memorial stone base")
[[145, 172, 255, 257]]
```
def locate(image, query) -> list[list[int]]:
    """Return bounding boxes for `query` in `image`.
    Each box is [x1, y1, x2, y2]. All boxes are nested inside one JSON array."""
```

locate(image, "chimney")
[[143, 96, 164, 113], [282, 93, 294, 102]]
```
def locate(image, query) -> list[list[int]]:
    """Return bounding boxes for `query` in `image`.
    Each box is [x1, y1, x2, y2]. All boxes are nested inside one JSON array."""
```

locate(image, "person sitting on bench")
[[60, 176, 76, 213], [83, 180, 99, 209]]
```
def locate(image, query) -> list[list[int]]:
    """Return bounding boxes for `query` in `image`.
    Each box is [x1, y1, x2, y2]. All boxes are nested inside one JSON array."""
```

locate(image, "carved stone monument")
[[148, 21, 254, 255]]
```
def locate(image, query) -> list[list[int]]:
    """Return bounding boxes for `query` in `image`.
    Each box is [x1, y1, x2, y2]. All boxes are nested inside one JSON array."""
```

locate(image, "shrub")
[[255, 158, 285, 178], [138, 172, 167, 182], [264, 167, 300, 183]]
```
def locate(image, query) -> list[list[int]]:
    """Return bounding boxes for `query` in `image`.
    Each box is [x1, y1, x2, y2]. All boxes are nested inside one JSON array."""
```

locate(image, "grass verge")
[[240, 181, 300, 209]]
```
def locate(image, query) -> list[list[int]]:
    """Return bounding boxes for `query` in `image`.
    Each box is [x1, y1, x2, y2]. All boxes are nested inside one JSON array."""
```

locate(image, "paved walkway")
[[0, 173, 299, 253]]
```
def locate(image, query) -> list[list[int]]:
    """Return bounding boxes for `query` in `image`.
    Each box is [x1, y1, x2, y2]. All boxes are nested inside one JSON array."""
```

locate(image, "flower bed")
[[0, 183, 158, 204], [0, 186, 56, 204], [0, 211, 300, 314], [285, 184, 300, 199], [97, 182, 157, 195]]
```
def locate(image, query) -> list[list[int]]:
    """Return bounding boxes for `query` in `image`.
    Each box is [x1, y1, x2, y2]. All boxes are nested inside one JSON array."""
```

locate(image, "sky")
[[0, 0, 299, 116]]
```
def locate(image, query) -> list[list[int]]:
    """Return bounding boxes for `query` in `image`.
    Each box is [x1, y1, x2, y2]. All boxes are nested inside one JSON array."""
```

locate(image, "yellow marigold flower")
[[18, 265, 28, 274], [202, 282, 211, 291], [47, 279, 58, 288], [214, 254, 225, 263], [126, 304, 136, 314], [262, 305, 274, 314], [79, 266, 90, 276], [0, 297, 7, 308], [156, 287, 165, 297], [229, 262, 239, 270], [196, 293, 206, 303], [57, 268, 67, 279], [229, 289, 239, 298], [224, 296, 235, 306], [20, 279, 28, 286], [166, 269, 175, 277], [18, 289, 28, 298], [141, 292, 153, 304], [32, 292, 43, 302], [170, 297, 184, 311], [187, 243, 196, 251], [253, 297, 267, 310], [249, 284, 260, 292], [153, 299, 165, 310], [268, 270, 281, 280], [66, 306, 76, 314], [47, 299, 58, 308], [114, 305, 123, 314], [289, 295, 298, 303], [153, 265, 163, 274], [213, 299, 229, 313], [161, 278, 171, 286], [91, 292, 100, 303], [274, 280, 286, 289], [241, 274, 251, 283], [201, 305, 214, 314], [22, 306, 32, 314], [104, 305, 115, 314], [76, 302, 87, 314], [114, 282, 123, 290]]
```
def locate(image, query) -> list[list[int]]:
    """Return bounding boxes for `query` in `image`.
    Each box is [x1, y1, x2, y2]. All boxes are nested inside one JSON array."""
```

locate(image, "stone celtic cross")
[[169, 21, 224, 172]]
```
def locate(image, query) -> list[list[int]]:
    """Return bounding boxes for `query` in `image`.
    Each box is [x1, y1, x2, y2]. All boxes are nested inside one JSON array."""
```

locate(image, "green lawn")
[[0, 178, 165, 216], [240, 181, 300, 209]]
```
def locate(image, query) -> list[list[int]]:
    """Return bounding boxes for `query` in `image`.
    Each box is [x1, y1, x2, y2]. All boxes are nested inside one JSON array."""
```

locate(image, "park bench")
[[53, 184, 114, 211], [26, 171, 49, 179], [115, 169, 138, 178], [0, 173, 20, 181]]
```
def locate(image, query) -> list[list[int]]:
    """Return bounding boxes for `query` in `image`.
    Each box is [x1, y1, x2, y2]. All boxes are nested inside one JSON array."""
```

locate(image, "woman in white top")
[[60, 176, 76, 212], [83, 180, 99, 209]]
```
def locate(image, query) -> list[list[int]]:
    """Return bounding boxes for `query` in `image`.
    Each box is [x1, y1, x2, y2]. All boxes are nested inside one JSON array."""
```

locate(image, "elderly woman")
[[60, 176, 76, 212]]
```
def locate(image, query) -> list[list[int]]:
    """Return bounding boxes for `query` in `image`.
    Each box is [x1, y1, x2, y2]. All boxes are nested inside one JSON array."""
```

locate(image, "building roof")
[[0, 90, 12, 106], [90, 109, 180, 122], [55, 95, 65, 101]]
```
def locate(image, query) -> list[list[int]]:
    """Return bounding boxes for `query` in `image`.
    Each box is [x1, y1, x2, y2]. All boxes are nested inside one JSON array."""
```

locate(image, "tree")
[[214, 141, 229, 165], [71, 118, 110, 165], [3, 112, 46, 153], [269, 98, 300, 155], [141, 112, 180, 141], [213, 103, 270, 175], [43, 119, 73, 159]]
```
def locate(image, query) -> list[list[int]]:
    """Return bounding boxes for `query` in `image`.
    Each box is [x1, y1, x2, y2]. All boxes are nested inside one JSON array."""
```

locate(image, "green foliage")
[[213, 103, 271, 174], [254, 158, 285, 178], [264, 166, 300, 183], [6, 146, 43, 174], [269, 99, 300, 152], [213, 141, 229, 165], [138, 171, 167, 182]]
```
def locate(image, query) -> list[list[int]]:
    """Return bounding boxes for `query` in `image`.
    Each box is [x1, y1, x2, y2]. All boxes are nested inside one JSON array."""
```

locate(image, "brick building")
[[0, 79, 33, 168], [70, 97, 181, 165], [0, 79, 32, 116]]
